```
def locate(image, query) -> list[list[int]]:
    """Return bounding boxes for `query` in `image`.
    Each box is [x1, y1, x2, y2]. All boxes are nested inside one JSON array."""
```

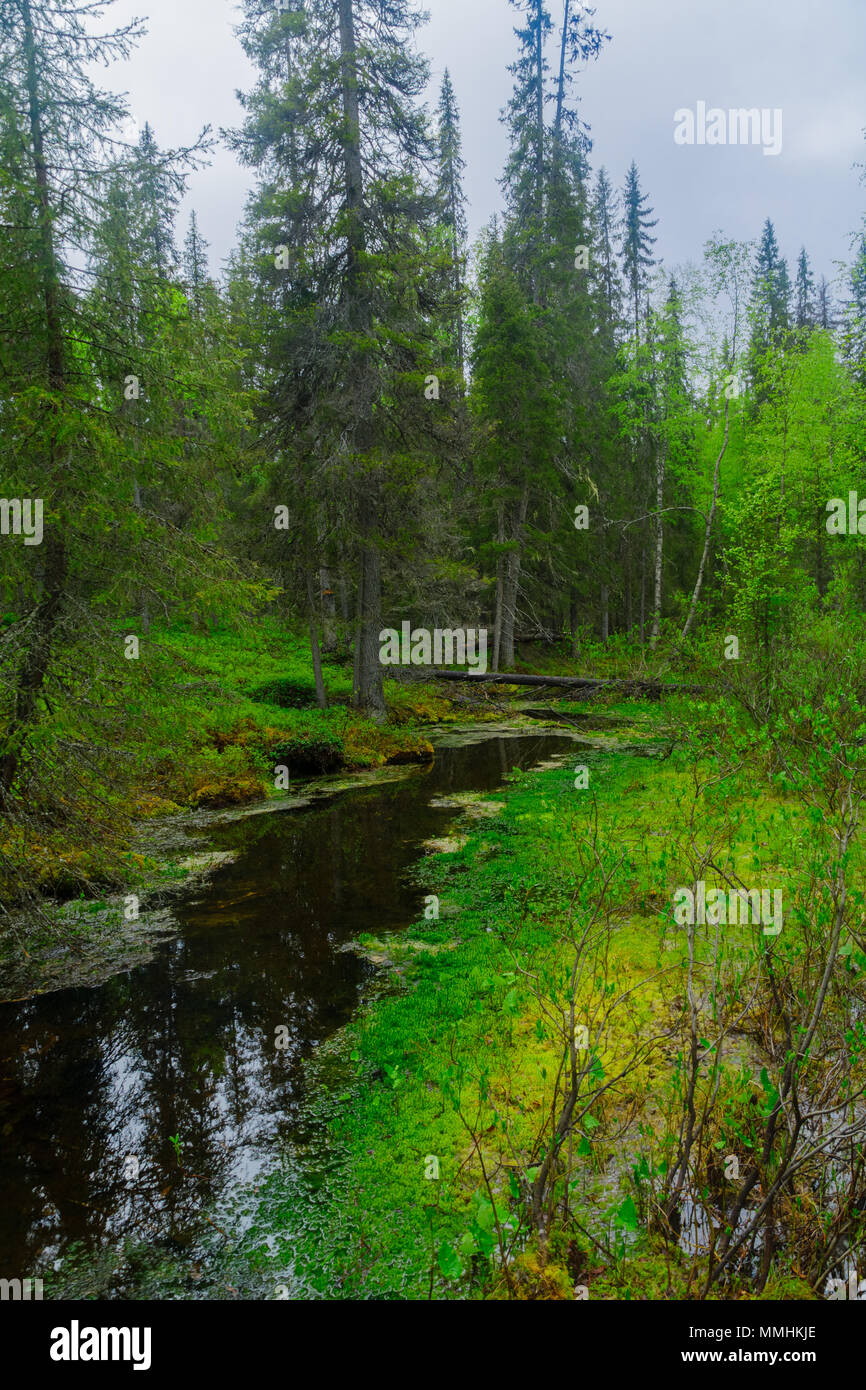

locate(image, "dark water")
[[0, 732, 573, 1287]]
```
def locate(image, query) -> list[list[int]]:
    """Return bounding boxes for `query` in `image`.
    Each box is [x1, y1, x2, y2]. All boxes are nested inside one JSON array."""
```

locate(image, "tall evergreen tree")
[[0, 0, 245, 805], [620, 161, 657, 345], [817, 275, 835, 331], [436, 69, 468, 380], [748, 218, 791, 383], [592, 164, 622, 344], [795, 246, 816, 332], [183, 210, 212, 316], [227, 0, 448, 718]]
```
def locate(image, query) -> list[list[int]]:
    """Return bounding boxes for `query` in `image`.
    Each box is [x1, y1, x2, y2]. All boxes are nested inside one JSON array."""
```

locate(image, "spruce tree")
[[0, 0, 249, 805], [436, 69, 468, 380], [748, 217, 791, 380], [794, 246, 816, 332], [592, 165, 622, 345], [227, 0, 450, 718], [620, 161, 657, 345]]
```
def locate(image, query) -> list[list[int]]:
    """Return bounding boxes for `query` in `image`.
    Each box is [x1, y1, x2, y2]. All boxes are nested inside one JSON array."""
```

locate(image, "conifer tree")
[[183, 210, 213, 316], [592, 164, 622, 344], [436, 69, 468, 380], [620, 161, 657, 345], [0, 0, 249, 802], [748, 218, 791, 382], [227, 0, 450, 718], [794, 246, 816, 332]]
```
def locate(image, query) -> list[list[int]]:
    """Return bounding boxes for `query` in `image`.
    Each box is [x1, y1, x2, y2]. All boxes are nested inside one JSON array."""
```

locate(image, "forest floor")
[[235, 698, 832, 1301], [14, 628, 860, 1299]]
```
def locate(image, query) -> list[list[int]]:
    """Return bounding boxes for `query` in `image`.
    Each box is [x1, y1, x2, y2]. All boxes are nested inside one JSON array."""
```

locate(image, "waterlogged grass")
[[239, 720, 847, 1300]]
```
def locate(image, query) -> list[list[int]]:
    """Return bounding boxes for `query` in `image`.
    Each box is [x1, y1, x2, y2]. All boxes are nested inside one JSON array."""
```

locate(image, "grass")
[[234, 705, 854, 1299], [0, 617, 458, 905]]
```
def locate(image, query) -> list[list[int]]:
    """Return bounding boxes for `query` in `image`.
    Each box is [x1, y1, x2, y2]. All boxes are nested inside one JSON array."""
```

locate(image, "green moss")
[[236, 710, 860, 1300]]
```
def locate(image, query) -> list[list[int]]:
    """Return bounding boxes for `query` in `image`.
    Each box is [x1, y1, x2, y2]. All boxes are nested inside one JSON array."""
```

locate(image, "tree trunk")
[[337, 0, 384, 720], [493, 502, 505, 674], [500, 488, 529, 670], [649, 438, 667, 649], [353, 500, 386, 722], [681, 399, 729, 642], [320, 564, 337, 652], [640, 548, 646, 642], [554, 0, 571, 141], [306, 571, 328, 710], [601, 583, 609, 643], [534, 4, 544, 225]]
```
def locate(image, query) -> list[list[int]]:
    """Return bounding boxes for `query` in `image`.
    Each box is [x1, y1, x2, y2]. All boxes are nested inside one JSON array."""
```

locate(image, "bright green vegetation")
[[238, 671, 866, 1300], [2, 0, 866, 1306]]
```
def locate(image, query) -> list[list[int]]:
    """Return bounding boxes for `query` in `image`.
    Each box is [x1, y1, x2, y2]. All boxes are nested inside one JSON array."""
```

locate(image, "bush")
[[248, 677, 319, 709], [268, 725, 344, 774]]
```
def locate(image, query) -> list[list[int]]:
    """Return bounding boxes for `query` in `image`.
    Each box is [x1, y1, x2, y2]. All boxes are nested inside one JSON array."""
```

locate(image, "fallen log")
[[405, 671, 704, 695]]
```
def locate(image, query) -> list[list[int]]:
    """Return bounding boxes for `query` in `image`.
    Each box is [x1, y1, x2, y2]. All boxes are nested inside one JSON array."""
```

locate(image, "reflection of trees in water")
[[0, 735, 573, 1274]]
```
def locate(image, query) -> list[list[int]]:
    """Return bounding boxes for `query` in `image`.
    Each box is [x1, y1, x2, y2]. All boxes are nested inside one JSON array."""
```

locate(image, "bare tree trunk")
[[306, 572, 328, 709], [493, 503, 505, 674], [601, 583, 609, 643], [624, 538, 633, 632], [353, 510, 386, 722], [640, 548, 646, 643], [500, 488, 529, 670], [320, 564, 337, 652]]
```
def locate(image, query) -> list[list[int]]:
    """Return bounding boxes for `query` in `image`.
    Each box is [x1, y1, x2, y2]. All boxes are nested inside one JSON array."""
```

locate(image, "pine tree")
[[227, 0, 449, 719], [817, 275, 835, 331], [748, 218, 791, 380], [620, 161, 658, 345], [0, 0, 249, 803], [592, 165, 622, 343], [501, 0, 553, 290], [436, 69, 468, 380], [794, 246, 816, 332], [552, 0, 607, 147], [183, 210, 212, 316], [131, 122, 187, 277]]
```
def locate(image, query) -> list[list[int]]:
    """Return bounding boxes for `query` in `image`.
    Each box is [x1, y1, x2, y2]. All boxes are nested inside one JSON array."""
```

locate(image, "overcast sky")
[[100, 0, 865, 293]]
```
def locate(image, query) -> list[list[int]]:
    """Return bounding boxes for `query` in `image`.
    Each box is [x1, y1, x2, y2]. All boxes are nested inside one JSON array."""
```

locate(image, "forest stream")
[[0, 727, 584, 1298]]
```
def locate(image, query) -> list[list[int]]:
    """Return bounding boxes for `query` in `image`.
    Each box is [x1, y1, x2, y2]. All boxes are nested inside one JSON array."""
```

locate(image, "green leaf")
[[615, 1196, 639, 1231], [437, 1242, 463, 1280]]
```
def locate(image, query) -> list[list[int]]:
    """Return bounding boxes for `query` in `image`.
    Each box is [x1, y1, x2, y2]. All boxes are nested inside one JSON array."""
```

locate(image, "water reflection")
[[0, 734, 572, 1277]]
